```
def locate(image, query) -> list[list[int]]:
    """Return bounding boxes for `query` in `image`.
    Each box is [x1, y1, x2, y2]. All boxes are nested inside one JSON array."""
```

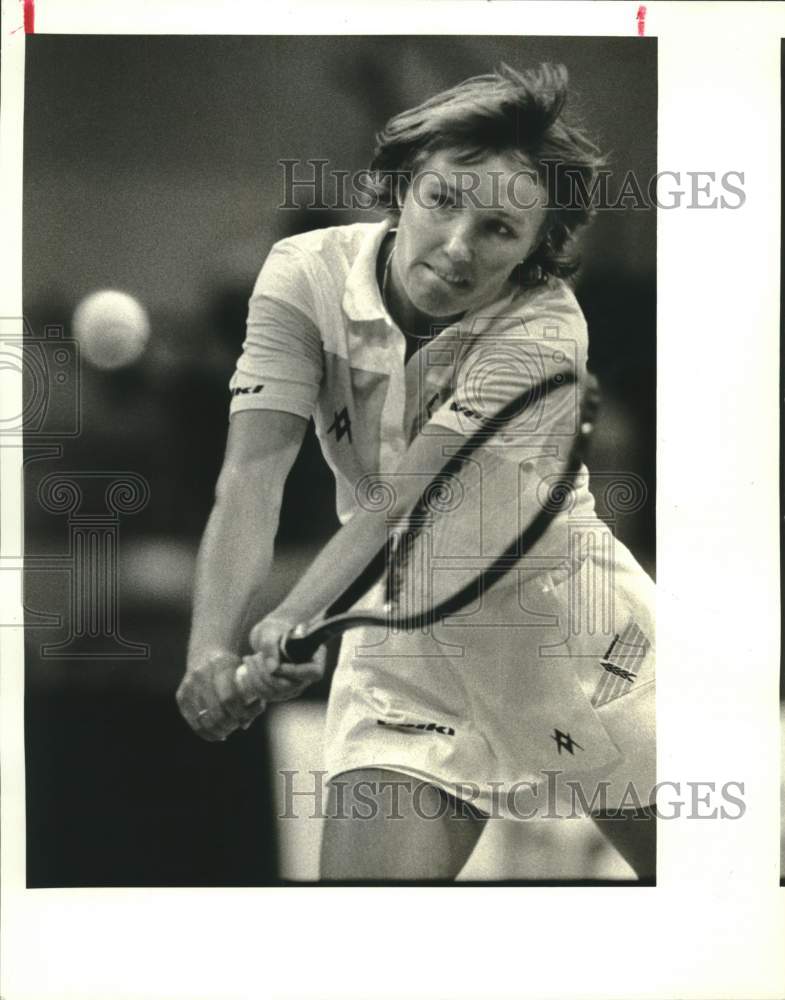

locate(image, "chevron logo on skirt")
[[591, 620, 650, 708]]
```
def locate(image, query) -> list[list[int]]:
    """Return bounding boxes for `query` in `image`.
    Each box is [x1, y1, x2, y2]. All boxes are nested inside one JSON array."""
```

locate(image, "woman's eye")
[[426, 189, 452, 208], [491, 221, 515, 237]]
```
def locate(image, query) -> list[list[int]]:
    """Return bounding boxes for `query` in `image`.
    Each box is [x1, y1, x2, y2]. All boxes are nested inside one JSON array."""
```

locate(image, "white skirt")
[[323, 518, 655, 818]]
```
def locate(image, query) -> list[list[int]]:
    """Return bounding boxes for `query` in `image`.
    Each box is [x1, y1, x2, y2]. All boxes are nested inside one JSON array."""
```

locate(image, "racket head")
[[382, 370, 597, 623], [264, 371, 600, 661]]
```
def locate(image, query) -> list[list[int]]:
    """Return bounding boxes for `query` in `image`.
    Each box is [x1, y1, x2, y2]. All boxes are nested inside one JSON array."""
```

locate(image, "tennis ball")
[[72, 289, 151, 370]]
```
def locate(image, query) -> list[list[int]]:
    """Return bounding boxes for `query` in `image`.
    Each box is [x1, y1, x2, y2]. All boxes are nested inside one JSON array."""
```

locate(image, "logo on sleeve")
[[449, 400, 483, 421], [231, 383, 264, 397], [327, 406, 353, 443], [377, 719, 456, 736]]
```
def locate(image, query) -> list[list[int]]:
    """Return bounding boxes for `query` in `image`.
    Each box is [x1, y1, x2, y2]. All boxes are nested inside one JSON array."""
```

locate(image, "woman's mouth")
[[424, 263, 470, 289]]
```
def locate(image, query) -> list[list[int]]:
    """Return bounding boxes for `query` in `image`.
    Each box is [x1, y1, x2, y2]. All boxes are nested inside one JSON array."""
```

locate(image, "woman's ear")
[[509, 257, 544, 287], [537, 219, 555, 253]]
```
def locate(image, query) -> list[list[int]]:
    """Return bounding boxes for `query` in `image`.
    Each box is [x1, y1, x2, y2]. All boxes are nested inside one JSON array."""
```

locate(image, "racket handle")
[[234, 627, 322, 701]]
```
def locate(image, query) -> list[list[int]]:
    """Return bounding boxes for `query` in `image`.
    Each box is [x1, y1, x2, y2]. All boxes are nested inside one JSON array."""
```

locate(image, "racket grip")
[[234, 627, 320, 704], [235, 621, 326, 701]]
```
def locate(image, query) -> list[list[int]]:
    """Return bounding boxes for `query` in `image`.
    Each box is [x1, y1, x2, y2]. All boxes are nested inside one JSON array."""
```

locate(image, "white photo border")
[[1, 2, 783, 999]]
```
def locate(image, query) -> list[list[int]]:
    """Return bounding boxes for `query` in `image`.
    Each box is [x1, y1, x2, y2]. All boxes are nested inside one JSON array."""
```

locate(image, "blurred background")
[[23, 35, 656, 885]]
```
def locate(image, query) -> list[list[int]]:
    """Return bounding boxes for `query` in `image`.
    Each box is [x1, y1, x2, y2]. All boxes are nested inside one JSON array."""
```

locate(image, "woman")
[[176, 63, 656, 880]]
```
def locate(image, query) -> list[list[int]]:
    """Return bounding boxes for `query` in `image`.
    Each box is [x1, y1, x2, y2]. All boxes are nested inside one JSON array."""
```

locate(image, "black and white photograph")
[[1, 3, 782, 999], [21, 33, 657, 887]]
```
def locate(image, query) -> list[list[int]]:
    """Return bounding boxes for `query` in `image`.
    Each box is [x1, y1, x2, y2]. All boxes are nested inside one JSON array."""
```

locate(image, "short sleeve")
[[427, 282, 589, 445], [420, 284, 596, 571], [229, 243, 324, 420]]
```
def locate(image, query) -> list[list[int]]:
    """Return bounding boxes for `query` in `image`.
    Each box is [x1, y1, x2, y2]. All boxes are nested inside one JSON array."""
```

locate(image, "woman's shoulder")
[[254, 220, 389, 325], [460, 277, 588, 375], [270, 221, 387, 264], [514, 276, 586, 328], [468, 277, 587, 342]]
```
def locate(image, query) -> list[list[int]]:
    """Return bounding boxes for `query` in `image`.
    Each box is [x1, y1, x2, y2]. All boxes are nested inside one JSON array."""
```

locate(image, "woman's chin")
[[408, 284, 470, 320]]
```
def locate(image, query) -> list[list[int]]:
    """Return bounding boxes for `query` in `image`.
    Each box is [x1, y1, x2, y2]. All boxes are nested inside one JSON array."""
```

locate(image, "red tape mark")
[[636, 5, 646, 36], [24, 0, 35, 33]]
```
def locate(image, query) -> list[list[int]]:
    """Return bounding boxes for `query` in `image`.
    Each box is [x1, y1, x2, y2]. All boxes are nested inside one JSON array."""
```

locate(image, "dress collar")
[[341, 218, 395, 322]]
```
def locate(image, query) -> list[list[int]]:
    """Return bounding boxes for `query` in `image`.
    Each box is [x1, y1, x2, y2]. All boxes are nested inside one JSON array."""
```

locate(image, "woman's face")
[[390, 148, 549, 321]]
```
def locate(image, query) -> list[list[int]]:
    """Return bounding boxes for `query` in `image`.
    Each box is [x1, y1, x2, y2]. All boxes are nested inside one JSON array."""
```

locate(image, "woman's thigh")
[[320, 768, 486, 881]]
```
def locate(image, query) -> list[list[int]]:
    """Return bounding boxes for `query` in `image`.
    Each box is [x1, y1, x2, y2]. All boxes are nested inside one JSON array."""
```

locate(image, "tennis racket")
[[236, 370, 599, 682]]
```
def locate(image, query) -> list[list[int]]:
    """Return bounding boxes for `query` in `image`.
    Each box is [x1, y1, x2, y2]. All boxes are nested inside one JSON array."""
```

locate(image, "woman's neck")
[[379, 232, 463, 342]]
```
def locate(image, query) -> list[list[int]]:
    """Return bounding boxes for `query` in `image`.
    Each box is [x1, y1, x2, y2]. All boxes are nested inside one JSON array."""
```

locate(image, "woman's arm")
[[245, 422, 466, 678], [176, 408, 317, 741]]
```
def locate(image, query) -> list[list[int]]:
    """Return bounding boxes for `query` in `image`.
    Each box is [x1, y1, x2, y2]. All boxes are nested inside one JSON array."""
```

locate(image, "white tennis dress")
[[230, 220, 656, 816]]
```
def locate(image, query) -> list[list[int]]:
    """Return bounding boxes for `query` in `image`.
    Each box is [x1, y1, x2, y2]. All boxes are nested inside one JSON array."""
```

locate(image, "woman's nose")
[[442, 219, 473, 263]]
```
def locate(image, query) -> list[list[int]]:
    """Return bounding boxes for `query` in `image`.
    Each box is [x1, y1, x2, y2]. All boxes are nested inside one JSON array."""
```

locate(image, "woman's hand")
[[176, 649, 264, 742], [237, 615, 326, 705]]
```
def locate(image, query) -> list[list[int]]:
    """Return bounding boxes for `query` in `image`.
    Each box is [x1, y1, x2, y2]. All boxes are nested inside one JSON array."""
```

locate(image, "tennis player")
[[176, 64, 657, 880]]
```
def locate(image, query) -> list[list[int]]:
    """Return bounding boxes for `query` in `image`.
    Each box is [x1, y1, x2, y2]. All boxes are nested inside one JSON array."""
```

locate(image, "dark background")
[[23, 35, 656, 886]]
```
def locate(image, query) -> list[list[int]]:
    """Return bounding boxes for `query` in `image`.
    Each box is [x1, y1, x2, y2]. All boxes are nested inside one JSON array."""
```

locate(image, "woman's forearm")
[[275, 426, 466, 626], [187, 473, 281, 662], [273, 503, 389, 625]]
